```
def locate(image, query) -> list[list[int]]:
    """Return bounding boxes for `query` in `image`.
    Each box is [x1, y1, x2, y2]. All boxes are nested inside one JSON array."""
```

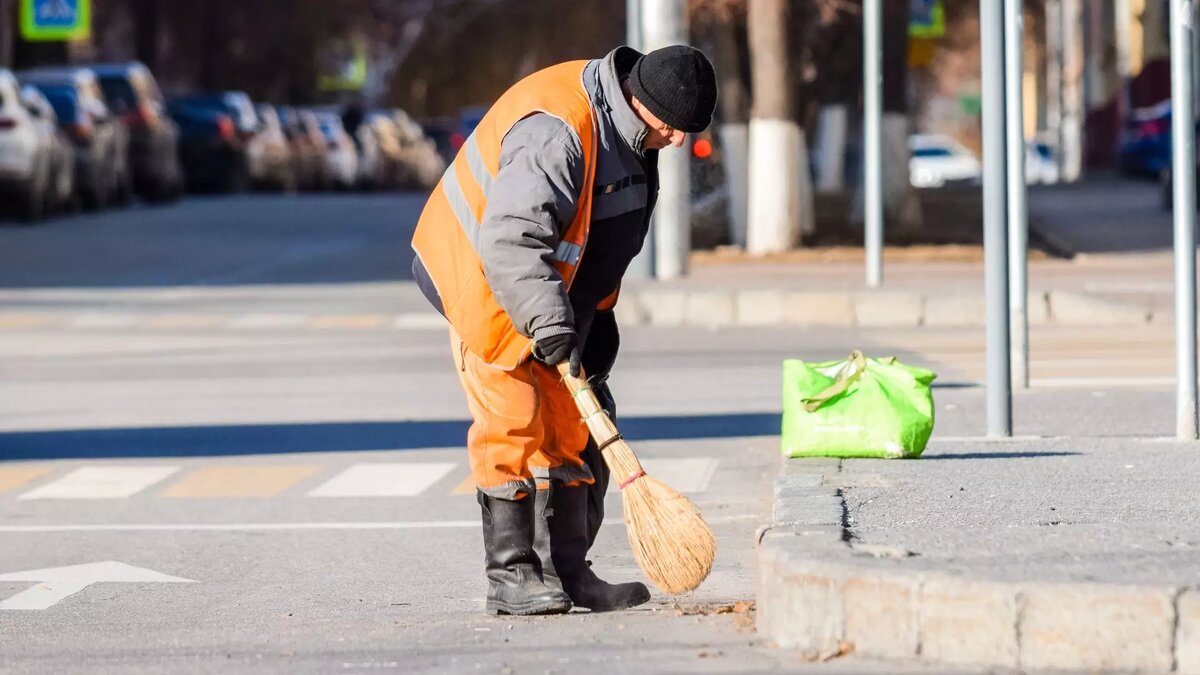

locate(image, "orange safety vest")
[[411, 61, 602, 370]]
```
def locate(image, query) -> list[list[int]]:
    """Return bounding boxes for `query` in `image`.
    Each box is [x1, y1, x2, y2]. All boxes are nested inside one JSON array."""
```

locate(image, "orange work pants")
[[450, 327, 593, 500]]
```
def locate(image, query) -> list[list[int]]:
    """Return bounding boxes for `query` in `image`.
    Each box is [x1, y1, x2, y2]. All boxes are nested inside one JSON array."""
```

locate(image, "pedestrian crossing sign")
[[20, 0, 91, 42]]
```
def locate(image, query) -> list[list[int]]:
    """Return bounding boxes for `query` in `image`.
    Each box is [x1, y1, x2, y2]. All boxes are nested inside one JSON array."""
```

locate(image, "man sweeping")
[[411, 45, 717, 615]]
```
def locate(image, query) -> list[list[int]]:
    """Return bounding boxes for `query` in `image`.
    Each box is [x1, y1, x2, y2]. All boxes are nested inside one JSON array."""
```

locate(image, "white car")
[[0, 69, 55, 220], [313, 112, 358, 190], [1025, 140, 1060, 185], [908, 134, 982, 189]]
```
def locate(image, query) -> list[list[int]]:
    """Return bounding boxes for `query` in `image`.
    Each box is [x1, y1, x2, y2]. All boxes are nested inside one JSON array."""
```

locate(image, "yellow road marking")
[[161, 466, 321, 498], [308, 315, 389, 329], [0, 315, 51, 329], [0, 467, 50, 494], [450, 475, 476, 495], [144, 315, 223, 329]]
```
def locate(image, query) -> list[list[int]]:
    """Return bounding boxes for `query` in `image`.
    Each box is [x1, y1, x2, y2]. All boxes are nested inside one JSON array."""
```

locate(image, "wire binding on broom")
[[618, 470, 645, 490]]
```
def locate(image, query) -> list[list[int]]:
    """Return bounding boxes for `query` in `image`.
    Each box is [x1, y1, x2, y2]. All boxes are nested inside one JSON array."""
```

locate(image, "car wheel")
[[1162, 168, 1174, 212]]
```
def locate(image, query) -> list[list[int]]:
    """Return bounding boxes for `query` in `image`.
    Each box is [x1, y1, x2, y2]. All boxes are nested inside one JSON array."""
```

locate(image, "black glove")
[[533, 331, 581, 377], [580, 310, 619, 381]]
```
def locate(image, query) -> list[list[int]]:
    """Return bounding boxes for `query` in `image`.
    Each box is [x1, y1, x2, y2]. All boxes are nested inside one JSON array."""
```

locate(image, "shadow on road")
[[921, 451, 1082, 460], [0, 413, 782, 460]]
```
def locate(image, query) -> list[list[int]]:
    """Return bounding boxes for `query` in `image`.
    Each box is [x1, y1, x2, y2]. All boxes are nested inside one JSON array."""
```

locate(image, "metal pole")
[[1170, 0, 1198, 440], [1005, 0, 1029, 390], [863, 0, 883, 288], [982, 0, 1013, 437], [624, 0, 655, 280]]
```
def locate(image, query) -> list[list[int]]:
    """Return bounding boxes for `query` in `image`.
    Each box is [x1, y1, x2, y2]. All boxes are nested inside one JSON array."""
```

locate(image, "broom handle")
[[555, 362, 645, 479]]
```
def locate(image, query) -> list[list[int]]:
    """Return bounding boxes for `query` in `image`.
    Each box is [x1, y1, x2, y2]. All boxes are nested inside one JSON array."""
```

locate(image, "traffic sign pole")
[[1169, 0, 1199, 440]]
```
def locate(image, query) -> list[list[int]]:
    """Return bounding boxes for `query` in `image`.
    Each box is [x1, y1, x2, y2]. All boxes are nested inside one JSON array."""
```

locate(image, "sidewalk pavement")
[[617, 252, 1174, 329], [756, 385, 1200, 672]]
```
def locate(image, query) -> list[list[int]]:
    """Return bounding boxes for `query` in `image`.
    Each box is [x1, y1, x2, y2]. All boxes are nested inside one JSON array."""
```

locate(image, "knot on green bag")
[[799, 350, 896, 413]]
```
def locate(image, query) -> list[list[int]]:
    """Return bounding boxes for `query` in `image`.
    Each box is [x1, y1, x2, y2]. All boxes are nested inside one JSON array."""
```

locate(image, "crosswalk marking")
[[227, 314, 307, 329], [67, 312, 138, 328], [450, 475, 476, 495], [0, 314, 51, 328], [0, 467, 51, 494], [143, 315, 223, 329], [160, 465, 321, 497], [308, 463, 456, 497], [19, 466, 180, 500], [307, 314, 389, 329], [640, 458, 720, 494]]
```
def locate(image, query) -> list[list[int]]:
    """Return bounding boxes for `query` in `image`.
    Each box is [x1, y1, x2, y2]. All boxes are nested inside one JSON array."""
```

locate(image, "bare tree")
[[746, 0, 813, 253]]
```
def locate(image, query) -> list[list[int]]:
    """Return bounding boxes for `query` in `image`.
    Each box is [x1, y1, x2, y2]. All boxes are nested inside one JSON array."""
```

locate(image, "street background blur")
[[3, 2, 1199, 674]]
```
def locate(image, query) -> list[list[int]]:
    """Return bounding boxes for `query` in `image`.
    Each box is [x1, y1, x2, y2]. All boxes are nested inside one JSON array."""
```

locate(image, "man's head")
[[626, 45, 718, 151]]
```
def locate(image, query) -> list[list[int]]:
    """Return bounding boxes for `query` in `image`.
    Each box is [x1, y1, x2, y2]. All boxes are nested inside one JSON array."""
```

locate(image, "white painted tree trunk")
[[881, 112, 919, 224], [718, 123, 749, 247], [747, 118, 805, 253], [814, 104, 848, 193]]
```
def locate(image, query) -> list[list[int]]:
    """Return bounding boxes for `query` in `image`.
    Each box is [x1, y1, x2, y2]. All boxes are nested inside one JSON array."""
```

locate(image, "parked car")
[[90, 62, 182, 202], [167, 98, 245, 192], [1025, 139, 1059, 185], [19, 67, 130, 210], [908, 134, 981, 188], [0, 69, 57, 220], [171, 92, 286, 191], [312, 112, 358, 189], [253, 104, 297, 191], [353, 119, 385, 190], [389, 109, 446, 188], [19, 85, 74, 216], [1118, 100, 1173, 179], [365, 112, 406, 188], [278, 105, 327, 191]]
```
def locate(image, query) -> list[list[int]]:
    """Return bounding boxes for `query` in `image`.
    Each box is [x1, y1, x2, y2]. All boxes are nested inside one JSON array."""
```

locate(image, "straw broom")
[[556, 362, 716, 594]]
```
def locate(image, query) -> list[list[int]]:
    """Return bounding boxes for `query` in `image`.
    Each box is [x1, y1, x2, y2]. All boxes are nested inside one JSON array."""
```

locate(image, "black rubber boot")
[[478, 491, 572, 616], [544, 483, 651, 612]]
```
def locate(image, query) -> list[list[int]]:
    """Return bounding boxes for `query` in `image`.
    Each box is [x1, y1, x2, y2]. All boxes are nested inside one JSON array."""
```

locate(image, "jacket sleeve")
[[476, 114, 585, 341]]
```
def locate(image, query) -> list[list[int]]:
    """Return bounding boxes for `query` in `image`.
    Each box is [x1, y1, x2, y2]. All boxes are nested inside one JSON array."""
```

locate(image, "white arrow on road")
[[0, 561, 196, 610]]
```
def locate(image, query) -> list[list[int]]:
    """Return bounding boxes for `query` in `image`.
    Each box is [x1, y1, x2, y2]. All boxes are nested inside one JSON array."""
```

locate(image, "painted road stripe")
[[0, 467, 50, 494], [19, 466, 180, 500], [394, 313, 447, 329], [0, 314, 52, 328], [68, 313, 138, 328], [308, 463, 456, 497], [0, 514, 757, 533], [226, 314, 307, 329], [143, 315, 224, 330], [640, 458, 719, 494], [308, 314, 389, 329], [160, 465, 321, 498]]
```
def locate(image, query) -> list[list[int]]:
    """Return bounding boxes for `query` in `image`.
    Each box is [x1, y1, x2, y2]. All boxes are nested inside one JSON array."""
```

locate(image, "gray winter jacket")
[[414, 47, 657, 348]]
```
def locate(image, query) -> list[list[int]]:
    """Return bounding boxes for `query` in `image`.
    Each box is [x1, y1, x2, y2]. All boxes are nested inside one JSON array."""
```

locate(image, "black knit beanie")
[[628, 45, 717, 134]]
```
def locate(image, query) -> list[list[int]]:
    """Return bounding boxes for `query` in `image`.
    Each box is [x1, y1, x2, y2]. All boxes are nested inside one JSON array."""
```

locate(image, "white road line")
[[18, 466, 180, 500], [0, 514, 757, 534], [393, 313, 446, 329], [307, 462, 456, 497], [226, 314, 308, 329], [640, 458, 720, 493], [68, 313, 137, 328]]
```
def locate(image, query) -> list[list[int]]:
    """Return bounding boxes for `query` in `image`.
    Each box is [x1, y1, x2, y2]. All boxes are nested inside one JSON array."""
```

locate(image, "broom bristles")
[[555, 362, 716, 593], [603, 439, 716, 594]]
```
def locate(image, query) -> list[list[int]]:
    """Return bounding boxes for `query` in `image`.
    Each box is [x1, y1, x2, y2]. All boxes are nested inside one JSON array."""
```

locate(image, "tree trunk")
[[881, 0, 921, 231], [747, 0, 810, 254], [134, 0, 161, 70], [0, 0, 14, 68], [712, 4, 750, 247]]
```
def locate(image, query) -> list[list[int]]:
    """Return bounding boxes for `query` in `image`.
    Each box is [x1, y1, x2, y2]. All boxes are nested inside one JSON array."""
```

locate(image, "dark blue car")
[[1118, 100, 1174, 179]]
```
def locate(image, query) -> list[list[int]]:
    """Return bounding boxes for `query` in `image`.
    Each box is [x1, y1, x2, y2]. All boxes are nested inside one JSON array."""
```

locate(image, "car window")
[[913, 147, 954, 158], [40, 87, 79, 123], [98, 77, 138, 113]]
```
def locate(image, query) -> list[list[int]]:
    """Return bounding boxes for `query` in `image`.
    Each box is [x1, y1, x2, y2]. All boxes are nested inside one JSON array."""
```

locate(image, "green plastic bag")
[[781, 351, 936, 459]]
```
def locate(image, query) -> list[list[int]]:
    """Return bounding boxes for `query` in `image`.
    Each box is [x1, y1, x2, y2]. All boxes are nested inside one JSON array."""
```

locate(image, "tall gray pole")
[[1005, 0, 1029, 390], [1170, 0, 1198, 440], [624, 0, 654, 279], [982, 0, 1013, 437], [863, 0, 883, 288], [640, 0, 690, 280]]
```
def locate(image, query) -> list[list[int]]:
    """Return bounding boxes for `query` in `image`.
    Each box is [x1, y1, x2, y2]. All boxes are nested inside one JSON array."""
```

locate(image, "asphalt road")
[[0, 194, 1182, 674]]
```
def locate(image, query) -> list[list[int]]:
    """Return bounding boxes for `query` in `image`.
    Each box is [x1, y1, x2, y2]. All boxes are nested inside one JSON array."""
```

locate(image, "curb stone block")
[[684, 290, 735, 327], [612, 293, 648, 326], [919, 579, 1019, 668], [765, 569, 846, 652], [1019, 584, 1176, 672], [773, 496, 844, 526], [783, 457, 843, 475], [638, 290, 687, 326], [923, 294, 986, 327], [843, 575, 920, 659], [1178, 589, 1200, 674], [854, 293, 924, 327], [1047, 290, 1152, 326], [736, 289, 785, 326], [783, 292, 855, 327]]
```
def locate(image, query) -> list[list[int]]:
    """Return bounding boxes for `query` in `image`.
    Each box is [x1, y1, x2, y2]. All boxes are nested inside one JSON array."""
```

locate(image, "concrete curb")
[[619, 288, 1153, 329], [756, 459, 1200, 671]]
